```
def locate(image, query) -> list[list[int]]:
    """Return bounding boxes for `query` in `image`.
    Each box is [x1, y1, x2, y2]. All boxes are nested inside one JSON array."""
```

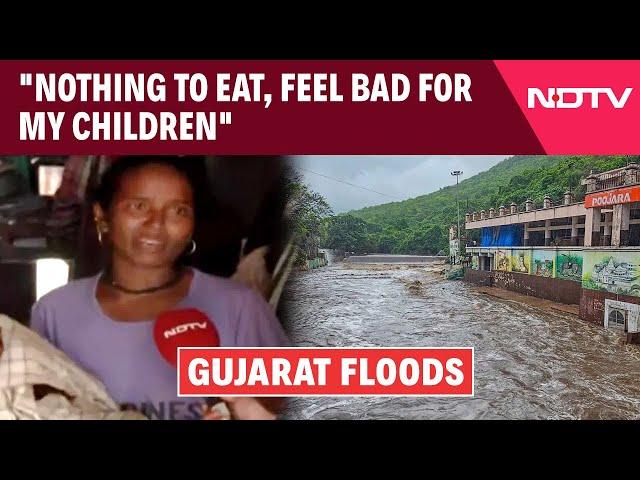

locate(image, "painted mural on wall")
[[532, 250, 555, 278], [471, 255, 479, 270], [556, 251, 583, 282], [582, 251, 640, 296], [510, 250, 531, 274], [495, 250, 511, 272]]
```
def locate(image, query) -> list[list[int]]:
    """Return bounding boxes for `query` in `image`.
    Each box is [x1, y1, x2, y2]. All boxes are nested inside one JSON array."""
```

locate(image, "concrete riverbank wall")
[[464, 269, 581, 305], [464, 265, 640, 343]]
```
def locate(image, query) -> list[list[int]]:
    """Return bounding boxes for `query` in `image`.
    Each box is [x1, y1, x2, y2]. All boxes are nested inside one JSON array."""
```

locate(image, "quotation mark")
[[20, 73, 32, 86], [219, 112, 232, 125]]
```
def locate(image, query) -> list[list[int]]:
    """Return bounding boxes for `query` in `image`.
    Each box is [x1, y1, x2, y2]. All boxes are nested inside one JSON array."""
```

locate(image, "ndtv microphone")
[[153, 308, 225, 414], [153, 308, 220, 367]]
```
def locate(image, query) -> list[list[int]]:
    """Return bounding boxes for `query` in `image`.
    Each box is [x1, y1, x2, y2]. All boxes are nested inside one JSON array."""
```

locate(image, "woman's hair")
[[92, 156, 211, 218]]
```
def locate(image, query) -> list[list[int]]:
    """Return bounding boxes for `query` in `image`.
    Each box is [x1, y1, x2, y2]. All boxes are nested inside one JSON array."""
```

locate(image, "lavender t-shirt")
[[30, 268, 290, 420]]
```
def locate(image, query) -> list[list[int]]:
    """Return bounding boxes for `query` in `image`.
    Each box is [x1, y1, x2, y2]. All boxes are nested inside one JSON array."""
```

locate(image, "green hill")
[[326, 155, 639, 255]]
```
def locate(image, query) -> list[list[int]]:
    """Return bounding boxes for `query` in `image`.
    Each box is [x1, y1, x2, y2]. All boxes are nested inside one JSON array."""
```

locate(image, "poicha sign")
[[585, 186, 640, 208]]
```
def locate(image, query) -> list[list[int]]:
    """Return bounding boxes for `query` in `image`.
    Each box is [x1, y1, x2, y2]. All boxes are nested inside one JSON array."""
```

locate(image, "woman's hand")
[[202, 397, 277, 420]]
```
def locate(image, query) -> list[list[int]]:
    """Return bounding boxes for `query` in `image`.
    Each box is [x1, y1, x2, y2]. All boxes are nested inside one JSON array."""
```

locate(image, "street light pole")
[[451, 170, 463, 264]]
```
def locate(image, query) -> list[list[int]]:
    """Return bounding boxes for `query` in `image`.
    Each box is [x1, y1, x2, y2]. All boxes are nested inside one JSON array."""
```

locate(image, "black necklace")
[[102, 268, 184, 295]]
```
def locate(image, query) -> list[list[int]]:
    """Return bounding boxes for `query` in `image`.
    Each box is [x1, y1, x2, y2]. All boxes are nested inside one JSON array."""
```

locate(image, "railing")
[[587, 170, 640, 193], [466, 198, 584, 223], [588, 171, 625, 192]]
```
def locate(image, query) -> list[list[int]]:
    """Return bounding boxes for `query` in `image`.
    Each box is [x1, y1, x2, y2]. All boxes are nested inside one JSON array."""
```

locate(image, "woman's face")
[[95, 163, 196, 269]]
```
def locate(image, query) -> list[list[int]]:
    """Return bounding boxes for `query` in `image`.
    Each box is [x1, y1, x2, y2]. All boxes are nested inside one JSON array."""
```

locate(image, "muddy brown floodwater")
[[279, 263, 640, 419]]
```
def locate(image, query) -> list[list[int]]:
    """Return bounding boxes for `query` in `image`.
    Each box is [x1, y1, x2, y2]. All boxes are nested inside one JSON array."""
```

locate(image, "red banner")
[[177, 347, 474, 397], [585, 185, 640, 208]]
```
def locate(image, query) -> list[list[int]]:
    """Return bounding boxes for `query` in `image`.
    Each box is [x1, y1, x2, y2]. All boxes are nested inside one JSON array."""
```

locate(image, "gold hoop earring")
[[187, 239, 197, 255], [96, 222, 108, 245]]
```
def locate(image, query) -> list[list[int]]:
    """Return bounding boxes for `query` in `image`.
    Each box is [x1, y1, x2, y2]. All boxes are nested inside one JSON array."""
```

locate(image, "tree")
[[284, 170, 332, 263], [325, 215, 371, 253]]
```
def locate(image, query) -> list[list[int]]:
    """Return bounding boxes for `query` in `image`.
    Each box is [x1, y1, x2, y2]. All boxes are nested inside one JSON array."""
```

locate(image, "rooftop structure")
[[465, 163, 640, 248]]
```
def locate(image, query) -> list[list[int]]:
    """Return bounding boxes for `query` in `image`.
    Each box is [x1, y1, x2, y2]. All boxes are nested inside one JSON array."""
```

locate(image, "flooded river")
[[279, 263, 640, 419]]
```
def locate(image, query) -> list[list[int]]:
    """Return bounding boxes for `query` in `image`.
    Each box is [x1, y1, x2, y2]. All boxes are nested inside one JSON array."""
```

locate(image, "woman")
[[30, 156, 290, 420]]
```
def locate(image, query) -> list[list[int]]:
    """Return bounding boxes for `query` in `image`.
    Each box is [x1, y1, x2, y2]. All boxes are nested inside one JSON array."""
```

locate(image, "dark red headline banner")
[[1, 60, 536, 154]]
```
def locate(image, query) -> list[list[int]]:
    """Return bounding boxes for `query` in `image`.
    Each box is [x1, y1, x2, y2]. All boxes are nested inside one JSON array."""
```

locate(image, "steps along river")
[[278, 263, 640, 419]]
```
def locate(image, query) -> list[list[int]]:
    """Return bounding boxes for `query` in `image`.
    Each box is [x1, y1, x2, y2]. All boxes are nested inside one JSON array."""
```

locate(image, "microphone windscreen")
[[153, 308, 220, 367]]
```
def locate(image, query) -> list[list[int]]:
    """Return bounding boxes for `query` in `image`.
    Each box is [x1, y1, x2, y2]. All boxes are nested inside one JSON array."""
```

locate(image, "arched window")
[[608, 310, 626, 328]]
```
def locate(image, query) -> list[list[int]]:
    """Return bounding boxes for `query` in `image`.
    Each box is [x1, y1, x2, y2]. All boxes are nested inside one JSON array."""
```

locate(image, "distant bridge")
[[344, 254, 447, 264]]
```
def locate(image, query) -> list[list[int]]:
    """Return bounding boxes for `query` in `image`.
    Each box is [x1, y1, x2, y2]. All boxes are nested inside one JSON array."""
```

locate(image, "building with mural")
[[464, 164, 640, 343], [591, 257, 638, 289]]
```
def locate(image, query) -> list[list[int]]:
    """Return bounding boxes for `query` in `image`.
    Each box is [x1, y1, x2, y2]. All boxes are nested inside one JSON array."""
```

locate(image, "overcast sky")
[[292, 155, 510, 213]]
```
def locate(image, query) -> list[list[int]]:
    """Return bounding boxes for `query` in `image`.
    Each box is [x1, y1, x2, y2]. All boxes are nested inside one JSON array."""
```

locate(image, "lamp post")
[[451, 170, 463, 264]]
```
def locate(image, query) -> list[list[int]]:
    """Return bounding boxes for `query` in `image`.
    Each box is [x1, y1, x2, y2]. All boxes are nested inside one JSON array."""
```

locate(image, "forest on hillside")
[[321, 155, 640, 255]]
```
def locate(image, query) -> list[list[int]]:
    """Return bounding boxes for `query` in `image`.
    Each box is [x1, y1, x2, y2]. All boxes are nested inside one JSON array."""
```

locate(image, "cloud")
[[292, 155, 510, 213]]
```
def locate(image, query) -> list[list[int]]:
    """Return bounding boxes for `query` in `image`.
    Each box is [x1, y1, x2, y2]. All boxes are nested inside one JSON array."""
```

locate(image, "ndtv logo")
[[528, 87, 633, 109], [164, 322, 208, 339]]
